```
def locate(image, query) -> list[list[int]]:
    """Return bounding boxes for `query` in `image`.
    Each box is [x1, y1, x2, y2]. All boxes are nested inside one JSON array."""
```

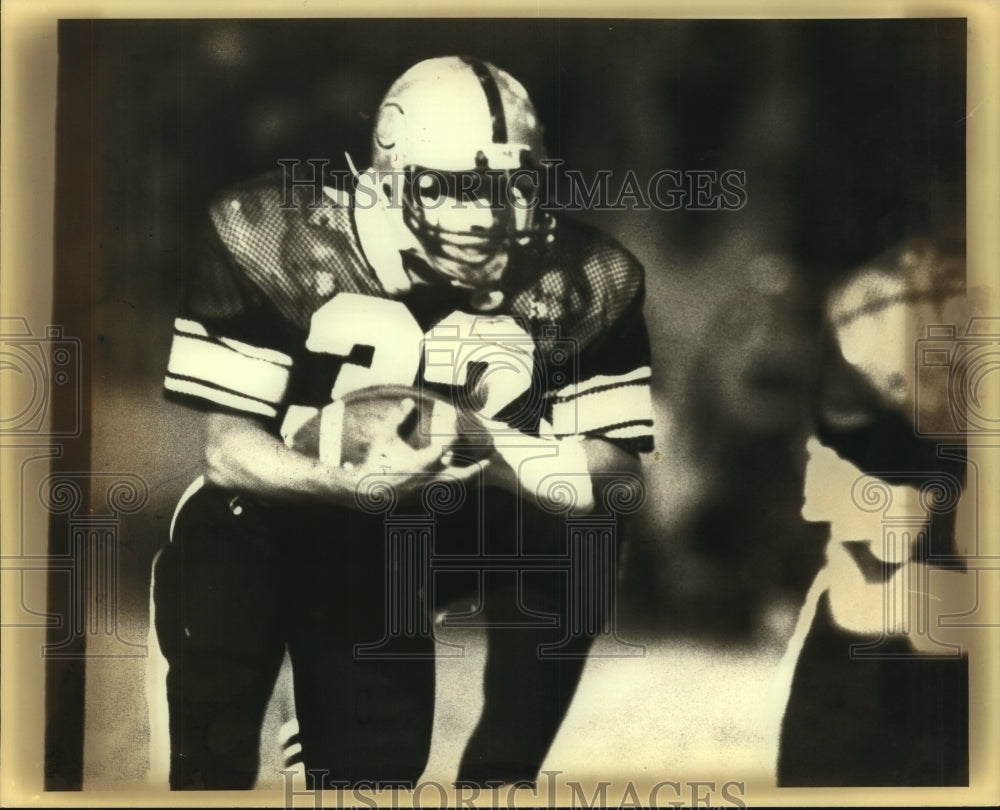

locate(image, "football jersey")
[[164, 170, 655, 454]]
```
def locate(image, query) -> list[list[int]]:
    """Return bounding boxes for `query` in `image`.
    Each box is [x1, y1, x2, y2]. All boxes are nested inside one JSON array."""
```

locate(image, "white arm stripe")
[[219, 336, 293, 367], [601, 423, 655, 440], [551, 382, 654, 436], [164, 377, 279, 419], [549, 366, 652, 401], [167, 333, 291, 405]]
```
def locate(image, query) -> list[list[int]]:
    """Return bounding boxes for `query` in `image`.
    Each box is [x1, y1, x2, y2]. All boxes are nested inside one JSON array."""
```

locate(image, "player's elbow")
[[203, 424, 231, 487], [582, 437, 642, 478], [203, 413, 254, 488], [582, 438, 645, 515]]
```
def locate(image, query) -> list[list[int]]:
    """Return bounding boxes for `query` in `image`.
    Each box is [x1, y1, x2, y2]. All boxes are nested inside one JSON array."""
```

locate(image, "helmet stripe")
[[460, 55, 508, 144]]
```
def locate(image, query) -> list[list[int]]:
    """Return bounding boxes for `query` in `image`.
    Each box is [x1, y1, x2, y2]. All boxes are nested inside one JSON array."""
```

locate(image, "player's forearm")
[[203, 413, 358, 506], [488, 431, 642, 515]]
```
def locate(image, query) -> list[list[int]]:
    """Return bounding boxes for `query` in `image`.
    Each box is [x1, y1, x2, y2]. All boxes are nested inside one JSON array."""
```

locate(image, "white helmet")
[[361, 56, 554, 291]]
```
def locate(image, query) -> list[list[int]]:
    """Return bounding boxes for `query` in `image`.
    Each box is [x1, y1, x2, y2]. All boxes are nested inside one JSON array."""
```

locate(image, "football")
[[286, 385, 487, 474]]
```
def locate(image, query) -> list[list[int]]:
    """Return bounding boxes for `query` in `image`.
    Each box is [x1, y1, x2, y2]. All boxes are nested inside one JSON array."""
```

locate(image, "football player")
[[152, 56, 654, 789], [776, 234, 973, 786]]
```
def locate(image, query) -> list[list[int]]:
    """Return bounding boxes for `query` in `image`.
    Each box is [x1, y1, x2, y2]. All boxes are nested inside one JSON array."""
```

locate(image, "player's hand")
[[446, 440, 518, 494], [345, 446, 489, 507], [279, 386, 493, 507]]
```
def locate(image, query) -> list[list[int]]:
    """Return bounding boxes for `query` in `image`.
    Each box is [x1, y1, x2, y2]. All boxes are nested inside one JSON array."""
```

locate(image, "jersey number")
[[305, 292, 535, 417]]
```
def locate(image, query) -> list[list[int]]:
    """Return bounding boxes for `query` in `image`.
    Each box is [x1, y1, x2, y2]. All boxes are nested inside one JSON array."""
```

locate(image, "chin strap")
[[344, 151, 361, 179]]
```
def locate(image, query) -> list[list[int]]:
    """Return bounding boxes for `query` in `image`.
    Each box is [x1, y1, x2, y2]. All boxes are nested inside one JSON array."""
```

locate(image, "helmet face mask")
[[399, 164, 550, 289], [366, 56, 555, 292]]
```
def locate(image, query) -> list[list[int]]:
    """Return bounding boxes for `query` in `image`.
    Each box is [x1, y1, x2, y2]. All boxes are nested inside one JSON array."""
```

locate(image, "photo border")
[[2, 0, 998, 807]]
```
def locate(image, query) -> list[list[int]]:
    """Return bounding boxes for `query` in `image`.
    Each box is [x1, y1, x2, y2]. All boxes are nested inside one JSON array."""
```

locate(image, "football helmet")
[[360, 56, 554, 294]]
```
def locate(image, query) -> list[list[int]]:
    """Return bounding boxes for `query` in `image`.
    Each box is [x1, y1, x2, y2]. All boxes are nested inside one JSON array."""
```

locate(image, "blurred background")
[[52, 17, 965, 788]]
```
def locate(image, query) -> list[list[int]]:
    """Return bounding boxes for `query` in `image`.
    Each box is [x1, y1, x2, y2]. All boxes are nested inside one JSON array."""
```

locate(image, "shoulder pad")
[[562, 217, 646, 321]]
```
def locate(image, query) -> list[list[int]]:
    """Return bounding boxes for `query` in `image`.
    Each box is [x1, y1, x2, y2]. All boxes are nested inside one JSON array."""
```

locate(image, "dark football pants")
[[453, 567, 594, 787], [153, 483, 605, 789], [153, 485, 435, 789], [438, 496, 600, 787], [778, 592, 969, 786]]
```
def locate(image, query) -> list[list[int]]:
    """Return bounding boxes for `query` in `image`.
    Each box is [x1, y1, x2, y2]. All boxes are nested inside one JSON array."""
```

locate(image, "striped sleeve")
[[165, 317, 292, 419], [546, 296, 655, 453], [163, 211, 297, 422], [549, 365, 654, 443]]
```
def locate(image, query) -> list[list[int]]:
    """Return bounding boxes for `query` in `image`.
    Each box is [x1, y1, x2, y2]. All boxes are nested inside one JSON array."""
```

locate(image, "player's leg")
[[283, 505, 436, 788], [457, 495, 604, 786], [457, 577, 593, 786], [152, 483, 285, 789]]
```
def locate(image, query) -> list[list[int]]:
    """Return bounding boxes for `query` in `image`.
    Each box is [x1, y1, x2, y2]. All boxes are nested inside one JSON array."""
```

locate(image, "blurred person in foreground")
[[777, 232, 983, 785]]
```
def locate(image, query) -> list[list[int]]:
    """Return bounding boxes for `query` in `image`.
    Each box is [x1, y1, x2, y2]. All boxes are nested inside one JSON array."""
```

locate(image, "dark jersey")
[[165, 171, 654, 454]]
